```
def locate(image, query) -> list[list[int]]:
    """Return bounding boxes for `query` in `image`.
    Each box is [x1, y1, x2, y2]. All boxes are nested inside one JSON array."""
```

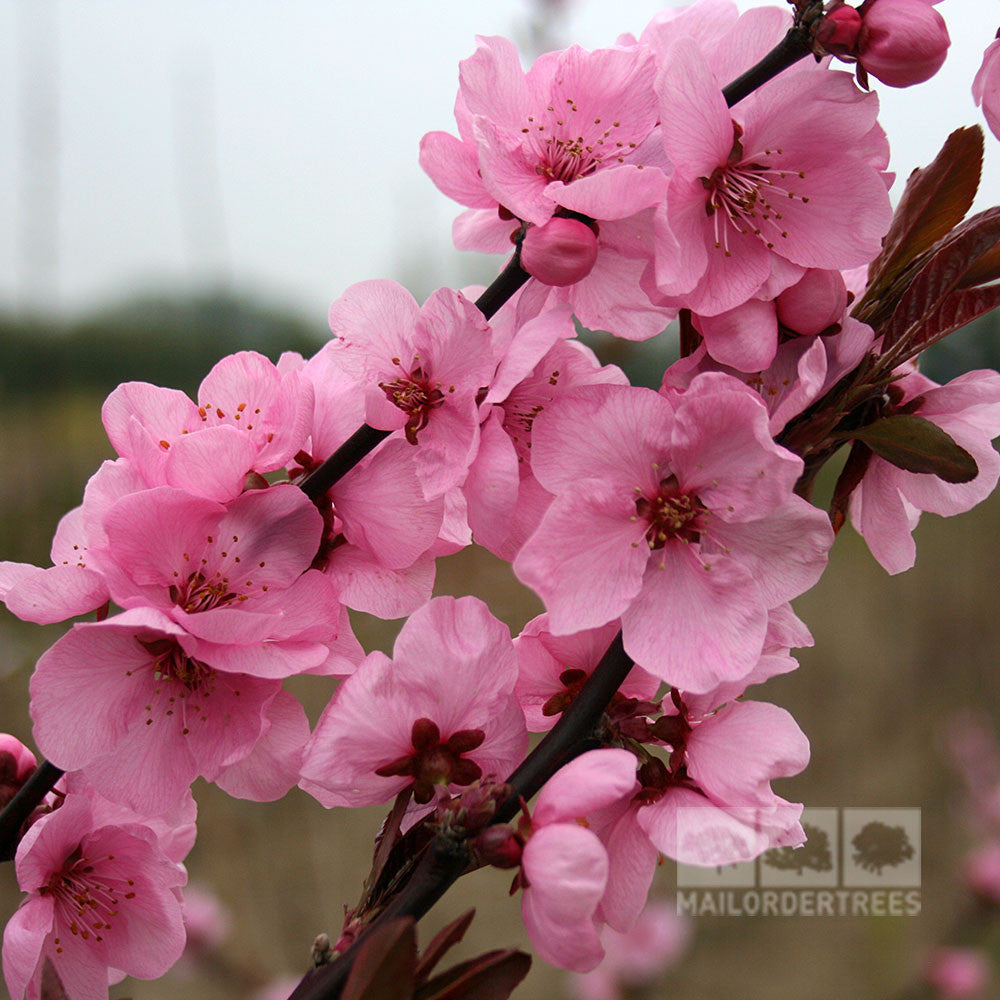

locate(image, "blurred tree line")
[[0, 292, 326, 401], [2, 292, 995, 402]]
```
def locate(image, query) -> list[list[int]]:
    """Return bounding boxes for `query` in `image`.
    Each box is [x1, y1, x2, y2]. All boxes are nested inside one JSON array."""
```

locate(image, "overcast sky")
[[0, 0, 997, 322]]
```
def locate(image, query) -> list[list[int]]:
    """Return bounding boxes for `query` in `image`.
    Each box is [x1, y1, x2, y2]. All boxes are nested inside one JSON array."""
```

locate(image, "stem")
[[474, 246, 530, 321], [284, 14, 838, 993], [721, 7, 817, 108], [497, 631, 632, 821], [287, 633, 632, 999], [0, 760, 64, 862], [299, 425, 393, 501], [288, 837, 470, 1000], [299, 243, 530, 504]]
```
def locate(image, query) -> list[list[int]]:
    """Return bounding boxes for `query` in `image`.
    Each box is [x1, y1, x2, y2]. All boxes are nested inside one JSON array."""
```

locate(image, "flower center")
[[40, 846, 138, 948], [170, 571, 237, 614], [635, 474, 706, 549], [135, 637, 220, 736], [522, 101, 640, 184], [701, 124, 810, 257], [374, 717, 486, 804], [379, 365, 447, 445]]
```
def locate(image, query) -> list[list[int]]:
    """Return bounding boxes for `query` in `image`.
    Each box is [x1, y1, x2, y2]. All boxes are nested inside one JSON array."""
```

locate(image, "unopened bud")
[[858, 0, 950, 88], [924, 948, 991, 999], [776, 269, 848, 336], [472, 824, 524, 869], [0, 734, 37, 809], [816, 5, 863, 56], [962, 842, 1000, 904], [521, 217, 599, 287]]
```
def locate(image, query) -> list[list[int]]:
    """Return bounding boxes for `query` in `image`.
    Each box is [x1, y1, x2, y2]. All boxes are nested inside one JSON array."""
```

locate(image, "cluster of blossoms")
[[2, 1, 1000, 997]]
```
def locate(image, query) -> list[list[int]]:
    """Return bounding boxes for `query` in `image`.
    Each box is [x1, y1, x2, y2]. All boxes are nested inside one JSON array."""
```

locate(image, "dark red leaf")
[[829, 440, 873, 534], [416, 949, 531, 1000], [414, 910, 476, 985], [882, 207, 1000, 356], [341, 918, 418, 1000], [848, 414, 978, 483], [866, 127, 983, 302]]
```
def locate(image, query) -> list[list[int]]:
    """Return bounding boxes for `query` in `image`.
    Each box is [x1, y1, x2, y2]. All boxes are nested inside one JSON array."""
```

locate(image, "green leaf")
[[848, 415, 978, 483], [341, 918, 418, 1000], [416, 949, 531, 1000], [863, 126, 984, 311], [881, 207, 1000, 357]]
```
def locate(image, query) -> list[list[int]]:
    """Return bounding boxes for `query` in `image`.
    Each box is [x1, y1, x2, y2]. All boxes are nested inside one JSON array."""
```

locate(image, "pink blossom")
[[299, 597, 527, 808], [328, 281, 494, 498], [88, 483, 350, 673], [635, 697, 809, 866], [514, 378, 832, 692], [0, 506, 110, 625], [857, 0, 950, 88], [420, 38, 673, 339], [519, 749, 641, 971], [2, 787, 188, 1000], [30, 608, 311, 814], [465, 335, 627, 560], [849, 369, 1000, 574], [662, 315, 877, 436], [284, 343, 446, 616], [567, 901, 690, 1000], [973, 37, 1000, 142], [514, 615, 660, 732], [924, 948, 991, 999], [101, 351, 314, 503], [651, 39, 891, 316]]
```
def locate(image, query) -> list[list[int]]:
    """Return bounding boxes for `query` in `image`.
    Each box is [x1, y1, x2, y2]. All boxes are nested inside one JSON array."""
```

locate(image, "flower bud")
[[973, 37, 1000, 142], [472, 824, 524, 869], [858, 0, 950, 88], [0, 734, 37, 809], [816, 5, 864, 56], [521, 217, 599, 286], [776, 269, 848, 336], [924, 948, 991, 999], [962, 841, 1000, 904]]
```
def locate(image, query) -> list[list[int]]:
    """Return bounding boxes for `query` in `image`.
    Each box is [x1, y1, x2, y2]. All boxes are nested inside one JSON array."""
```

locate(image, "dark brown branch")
[[299, 424, 393, 501], [474, 245, 530, 321], [0, 760, 64, 862], [721, 4, 819, 108]]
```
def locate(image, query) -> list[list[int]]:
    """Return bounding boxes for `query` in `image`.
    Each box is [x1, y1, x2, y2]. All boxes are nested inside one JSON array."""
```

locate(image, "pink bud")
[[816, 5, 864, 56], [858, 0, 950, 88], [472, 824, 524, 869], [972, 37, 1000, 142], [0, 734, 37, 809], [776, 269, 848, 336], [521, 217, 599, 287], [925, 948, 991, 999], [181, 884, 232, 959], [962, 842, 1000, 904]]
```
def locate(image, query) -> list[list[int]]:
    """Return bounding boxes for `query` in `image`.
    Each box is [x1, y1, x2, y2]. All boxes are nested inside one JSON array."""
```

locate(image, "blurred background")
[[2, 1, 1000, 998]]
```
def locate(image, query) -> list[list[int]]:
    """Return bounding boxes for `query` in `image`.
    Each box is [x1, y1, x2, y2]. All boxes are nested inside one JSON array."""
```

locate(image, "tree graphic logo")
[[851, 821, 915, 875], [764, 822, 835, 876]]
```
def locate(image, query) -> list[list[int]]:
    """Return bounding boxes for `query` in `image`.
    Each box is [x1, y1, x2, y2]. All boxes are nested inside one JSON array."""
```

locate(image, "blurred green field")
[[1, 302, 999, 1000]]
